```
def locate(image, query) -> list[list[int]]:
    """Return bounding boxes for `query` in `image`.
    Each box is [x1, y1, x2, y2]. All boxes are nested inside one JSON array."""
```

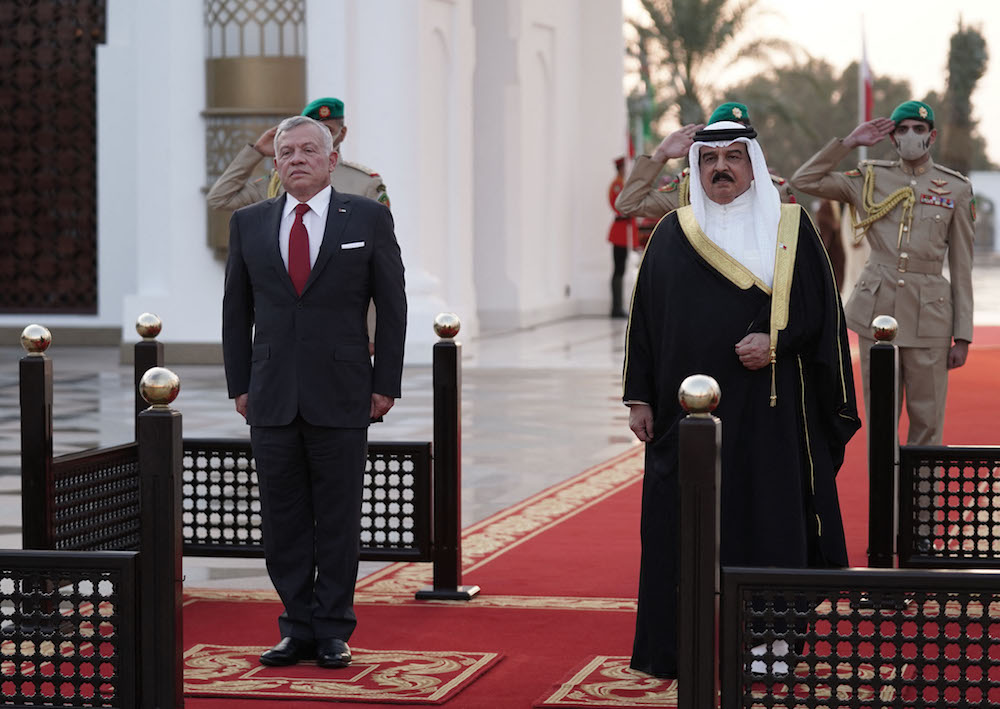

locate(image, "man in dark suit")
[[222, 115, 406, 669]]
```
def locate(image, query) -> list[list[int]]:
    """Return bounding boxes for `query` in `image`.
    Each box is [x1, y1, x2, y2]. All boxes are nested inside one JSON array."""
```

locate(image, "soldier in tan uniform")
[[792, 100, 975, 445], [615, 102, 795, 219], [207, 97, 390, 211]]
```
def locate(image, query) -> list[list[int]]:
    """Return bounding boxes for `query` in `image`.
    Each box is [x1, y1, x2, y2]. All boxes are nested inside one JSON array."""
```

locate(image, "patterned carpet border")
[[535, 656, 677, 708], [184, 644, 501, 704], [354, 445, 645, 598]]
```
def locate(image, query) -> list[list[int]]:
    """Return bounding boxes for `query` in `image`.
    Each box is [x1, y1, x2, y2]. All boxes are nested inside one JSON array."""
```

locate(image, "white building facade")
[[1, 0, 626, 364]]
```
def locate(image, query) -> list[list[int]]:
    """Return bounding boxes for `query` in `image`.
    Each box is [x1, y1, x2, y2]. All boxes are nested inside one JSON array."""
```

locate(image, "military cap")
[[301, 97, 345, 121], [707, 102, 751, 126], [890, 100, 934, 127]]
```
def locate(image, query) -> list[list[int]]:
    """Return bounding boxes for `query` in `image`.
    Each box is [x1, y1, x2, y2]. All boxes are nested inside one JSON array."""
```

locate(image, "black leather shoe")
[[259, 637, 316, 666], [316, 637, 352, 669]]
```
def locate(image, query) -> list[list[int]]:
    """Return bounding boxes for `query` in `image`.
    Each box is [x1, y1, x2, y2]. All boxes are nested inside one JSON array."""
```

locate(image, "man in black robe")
[[622, 109, 861, 679]]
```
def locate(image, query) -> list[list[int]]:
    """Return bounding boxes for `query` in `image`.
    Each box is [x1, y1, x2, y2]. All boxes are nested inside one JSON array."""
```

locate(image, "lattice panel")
[[723, 568, 1000, 708], [0, 552, 137, 708], [182, 441, 262, 551], [181, 440, 432, 560], [361, 445, 432, 559], [52, 446, 140, 552], [204, 0, 304, 58], [204, 114, 287, 181], [0, 0, 105, 314], [900, 449, 1000, 568]]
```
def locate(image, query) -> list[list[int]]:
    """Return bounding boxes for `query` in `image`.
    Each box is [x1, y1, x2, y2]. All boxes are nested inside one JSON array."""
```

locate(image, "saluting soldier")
[[207, 97, 390, 211], [792, 100, 975, 445], [614, 102, 795, 220]]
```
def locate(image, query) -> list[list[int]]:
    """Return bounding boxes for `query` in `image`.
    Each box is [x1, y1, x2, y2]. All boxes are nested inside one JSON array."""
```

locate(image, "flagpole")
[[858, 16, 869, 161]]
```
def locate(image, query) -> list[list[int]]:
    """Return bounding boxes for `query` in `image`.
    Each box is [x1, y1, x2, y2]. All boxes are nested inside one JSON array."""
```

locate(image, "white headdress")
[[687, 121, 781, 285]]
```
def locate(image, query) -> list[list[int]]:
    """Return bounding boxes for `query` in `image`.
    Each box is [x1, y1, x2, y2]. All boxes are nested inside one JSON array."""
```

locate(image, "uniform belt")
[[870, 253, 942, 275]]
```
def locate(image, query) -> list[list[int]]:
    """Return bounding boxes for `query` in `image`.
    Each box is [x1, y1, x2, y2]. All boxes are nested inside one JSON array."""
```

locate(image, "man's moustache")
[[712, 172, 735, 183]]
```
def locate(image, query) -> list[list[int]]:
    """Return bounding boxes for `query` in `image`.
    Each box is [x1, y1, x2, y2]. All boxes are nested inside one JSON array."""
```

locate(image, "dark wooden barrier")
[[15, 327, 183, 708], [721, 566, 1000, 708], [867, 314, 1000, 570]]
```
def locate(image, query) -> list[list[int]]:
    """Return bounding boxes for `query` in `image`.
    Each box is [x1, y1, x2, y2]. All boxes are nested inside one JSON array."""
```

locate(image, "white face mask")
[[894, 131, 932, 161]]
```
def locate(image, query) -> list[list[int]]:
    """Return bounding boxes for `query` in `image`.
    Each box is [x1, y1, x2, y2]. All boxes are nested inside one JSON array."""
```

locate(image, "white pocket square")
[[341, 241, 365, 250]]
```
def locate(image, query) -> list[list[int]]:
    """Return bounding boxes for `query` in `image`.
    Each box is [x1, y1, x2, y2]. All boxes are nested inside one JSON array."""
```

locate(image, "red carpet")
[[182, 327, 1000, 706], [184, 447, 647, 708]]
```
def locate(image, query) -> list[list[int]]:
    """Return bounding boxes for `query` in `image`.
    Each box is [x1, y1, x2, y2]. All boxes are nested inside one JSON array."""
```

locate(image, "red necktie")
[[288, 202, 311, 295]]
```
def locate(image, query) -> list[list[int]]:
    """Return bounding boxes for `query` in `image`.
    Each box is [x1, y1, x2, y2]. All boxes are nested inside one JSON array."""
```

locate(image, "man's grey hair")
[[274, 115, 334, 156]]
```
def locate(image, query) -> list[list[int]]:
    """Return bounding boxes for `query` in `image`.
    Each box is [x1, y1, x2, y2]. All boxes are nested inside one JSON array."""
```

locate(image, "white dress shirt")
[[278, 185, 332, 269]]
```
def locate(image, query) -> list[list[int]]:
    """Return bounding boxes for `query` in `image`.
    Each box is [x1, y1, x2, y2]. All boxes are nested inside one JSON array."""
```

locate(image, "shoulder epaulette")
[[934, 163, 971, 183], [842, 168, 862, 177], [770, 174, 787, 186], [341, 158, 382, 179]]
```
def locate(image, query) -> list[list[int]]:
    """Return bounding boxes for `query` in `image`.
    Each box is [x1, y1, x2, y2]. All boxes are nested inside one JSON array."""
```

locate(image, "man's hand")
[[652, 124, 705, 162], [234, 393, 248, 419], [842, 118, 895, 149], [371, 393, 395, 420], [253, 125, 279, 157], [628, 403, 654, 442], [948, 340, 970, 369], [735, 333, 770, 370]]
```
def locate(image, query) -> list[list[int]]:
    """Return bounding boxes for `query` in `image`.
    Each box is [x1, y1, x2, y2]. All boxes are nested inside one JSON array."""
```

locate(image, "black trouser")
[[611, 245, 627, 314], [251, 418, 367, 642]]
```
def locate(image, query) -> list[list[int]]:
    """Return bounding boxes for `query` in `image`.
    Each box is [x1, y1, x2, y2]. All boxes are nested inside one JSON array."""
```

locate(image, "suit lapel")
[[301, 189, 350, 294], [258, 196, 299, 299]]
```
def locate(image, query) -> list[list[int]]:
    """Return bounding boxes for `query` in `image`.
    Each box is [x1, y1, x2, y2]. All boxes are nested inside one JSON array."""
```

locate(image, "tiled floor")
[[2, 250, 999, 590]]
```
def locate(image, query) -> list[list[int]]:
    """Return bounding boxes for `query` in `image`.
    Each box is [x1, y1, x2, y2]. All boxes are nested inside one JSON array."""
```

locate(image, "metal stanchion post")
[[137, 367, 184, 708], [417, 314, 480, 601], [868, 315, 900, 568], [18, 325, 54, 550], [677, 375, 722, 709], [134, 313, 164, 437]]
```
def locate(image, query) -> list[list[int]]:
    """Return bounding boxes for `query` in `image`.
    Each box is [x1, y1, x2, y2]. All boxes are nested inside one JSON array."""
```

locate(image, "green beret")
[[301, 97, 344, 121], [707, 102, 751, 126], [890, 100, 934, 126]]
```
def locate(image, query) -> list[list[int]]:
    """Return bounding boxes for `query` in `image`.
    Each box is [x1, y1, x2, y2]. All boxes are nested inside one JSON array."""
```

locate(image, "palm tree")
[[625, 0, 791, 148]]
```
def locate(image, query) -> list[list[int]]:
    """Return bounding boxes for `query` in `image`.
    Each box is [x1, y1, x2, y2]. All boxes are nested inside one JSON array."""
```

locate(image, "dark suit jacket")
[[222, 189, 406, 428]]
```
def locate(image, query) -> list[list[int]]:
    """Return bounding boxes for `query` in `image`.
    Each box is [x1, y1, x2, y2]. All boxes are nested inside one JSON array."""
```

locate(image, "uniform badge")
[[378, 191, 391, 208], [318, 105, 331, 119], [929, 186, 951, 195], [657, 181, 677, 193], [931, 179, 948, 187], [971, 197, 977, 221], [843, 169, 862, 177], [918, 106, 929, 119], [920, 193, 954, 209], [732, 107, 743, 120]]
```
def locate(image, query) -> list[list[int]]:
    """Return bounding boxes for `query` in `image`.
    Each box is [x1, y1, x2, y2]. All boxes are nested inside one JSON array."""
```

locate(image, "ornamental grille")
[[721, 567, 1000, 708], [52, 445, 140, 552], [0, 0, 105, 314], [182, 440, 433, 561], [204, 0, 304, 58], [0, 551, 137, 708], [899, 447, 1000, 568], [204, 114, 287, 184]]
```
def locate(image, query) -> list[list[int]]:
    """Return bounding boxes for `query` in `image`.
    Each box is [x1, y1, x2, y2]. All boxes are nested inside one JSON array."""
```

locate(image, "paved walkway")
[[2, 251, 999, 589]]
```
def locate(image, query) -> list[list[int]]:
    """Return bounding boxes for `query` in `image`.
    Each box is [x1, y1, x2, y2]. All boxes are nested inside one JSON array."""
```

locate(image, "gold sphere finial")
[[872, 315, 898, 342], [139, 367, 180, 408], [433, 312, 461, 339], [20, 324, 52, 355], [678, 374, 721, 416], [136, 312, 162, 340]]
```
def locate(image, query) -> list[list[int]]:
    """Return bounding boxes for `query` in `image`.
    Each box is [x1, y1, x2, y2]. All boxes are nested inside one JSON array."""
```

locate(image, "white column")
[[114, 0, 221, 345], [306, 0, 478, 364]]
